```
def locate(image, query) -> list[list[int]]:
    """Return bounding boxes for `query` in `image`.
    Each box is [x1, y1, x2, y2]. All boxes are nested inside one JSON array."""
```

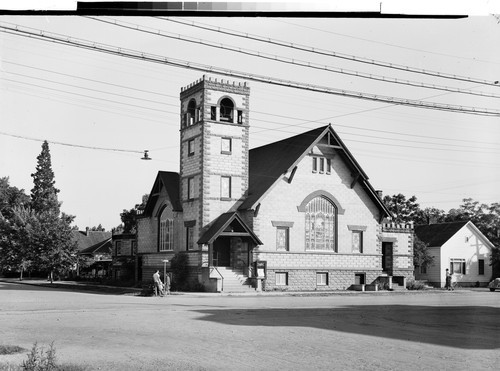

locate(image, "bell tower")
[[179, 75, 250, 249]]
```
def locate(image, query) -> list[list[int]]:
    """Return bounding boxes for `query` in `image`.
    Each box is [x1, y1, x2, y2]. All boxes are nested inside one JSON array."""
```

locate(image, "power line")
[[162, 17, 500, 87], [1, 23, 498, 116], [0, 130, 143, 154], [93, 16, 500, 99]]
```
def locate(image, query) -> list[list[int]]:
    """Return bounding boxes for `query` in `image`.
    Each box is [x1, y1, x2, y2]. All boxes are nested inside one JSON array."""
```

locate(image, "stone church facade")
[[136, 75, 414, 292]]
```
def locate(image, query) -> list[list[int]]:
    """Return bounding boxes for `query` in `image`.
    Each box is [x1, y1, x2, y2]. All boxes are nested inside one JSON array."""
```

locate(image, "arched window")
[[305, 196, 336, 251], [158, 206, 174, 251], [219, 98, 234, 122], [186, 99, 196, 126]]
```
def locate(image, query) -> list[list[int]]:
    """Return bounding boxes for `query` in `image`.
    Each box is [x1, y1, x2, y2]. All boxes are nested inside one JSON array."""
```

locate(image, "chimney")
[[85, 227, 90, 236], [376, 190, 383, 198]]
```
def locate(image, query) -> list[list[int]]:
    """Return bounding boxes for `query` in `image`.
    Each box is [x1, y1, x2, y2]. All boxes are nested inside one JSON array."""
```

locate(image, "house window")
[[237, 110, 243, 124], [312, 157, 317, 173], [188, 139, 195, 156], [131, 240, 137, 256], [211, 106, 217, 120], [186, 226, 194, 250], [319, 158, 324, 173], [326, 159, 331, 174], [276, 227, 289, 251], [450, 258, 466, 274], [221, 137, 232, 154], [159, 219, 174, 251], [221, 176, 231, 199], [305, 196, 336, 251], [187, 99, 196, 126], [275, 272, 288, 286], [115, 241, 122, 256], [352, 230, 363, 253], [187, 177, 195, 200], [478, 259, 485, 275], [420, 265, 427, 274]]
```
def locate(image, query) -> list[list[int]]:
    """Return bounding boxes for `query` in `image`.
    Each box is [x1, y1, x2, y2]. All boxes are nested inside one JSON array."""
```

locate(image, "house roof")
[[72, 230, 112, 252], [78, 238, 112, 255], [142, 171, 182, 216], [198, 212, 262, 245], [239, 125, 391, 218], [414, 221, 468, 247]]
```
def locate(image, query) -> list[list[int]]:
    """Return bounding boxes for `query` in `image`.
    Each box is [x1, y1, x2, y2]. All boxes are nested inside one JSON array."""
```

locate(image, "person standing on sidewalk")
[[445, 268, 452, 290], [165, 273, 171, 295], [153, 270, 163, 296]]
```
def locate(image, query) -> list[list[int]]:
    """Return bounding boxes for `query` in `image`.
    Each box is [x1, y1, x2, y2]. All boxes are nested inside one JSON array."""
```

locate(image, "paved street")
[[1, 282, 499, 370]]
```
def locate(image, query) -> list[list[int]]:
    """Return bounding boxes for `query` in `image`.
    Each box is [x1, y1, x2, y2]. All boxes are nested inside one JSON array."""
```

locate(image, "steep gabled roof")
[[78, 238, 112, 255], [72, 230, 112, 252], [415, 221, 468, 247], [198, 212, 262, 245], [142, 171, 182, 216], [239, 125, 391, 218]]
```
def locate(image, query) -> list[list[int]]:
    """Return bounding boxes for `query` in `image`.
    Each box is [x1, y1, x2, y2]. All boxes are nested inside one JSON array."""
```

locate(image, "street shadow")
[[193, 305, 500, 350]]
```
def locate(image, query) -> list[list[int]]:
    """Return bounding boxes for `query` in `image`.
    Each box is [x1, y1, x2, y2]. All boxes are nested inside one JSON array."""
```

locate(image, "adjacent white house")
[[415, 221, 494, 287]]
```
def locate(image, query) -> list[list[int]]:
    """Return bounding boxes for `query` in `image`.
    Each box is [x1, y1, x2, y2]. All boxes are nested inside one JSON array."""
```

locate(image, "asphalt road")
[[1, 282, 499, 370]]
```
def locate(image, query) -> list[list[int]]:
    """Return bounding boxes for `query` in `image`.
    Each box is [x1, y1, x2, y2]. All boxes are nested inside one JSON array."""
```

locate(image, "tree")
[[89, 224, 106, 232], [30, 141, 60, 215], [413, 235, 434, 270], [28, 141, 77, 282], [118, 194, 149, 234], [0, 178, 31, 277], [383, 193, 424, 224]]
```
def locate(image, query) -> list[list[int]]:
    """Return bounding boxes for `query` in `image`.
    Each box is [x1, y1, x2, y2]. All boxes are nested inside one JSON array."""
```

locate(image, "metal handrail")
[[211, 266, 224, 292]]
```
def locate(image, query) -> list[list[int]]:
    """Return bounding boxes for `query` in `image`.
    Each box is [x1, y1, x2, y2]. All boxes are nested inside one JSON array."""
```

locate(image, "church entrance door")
[[213, 238, 231, 267]]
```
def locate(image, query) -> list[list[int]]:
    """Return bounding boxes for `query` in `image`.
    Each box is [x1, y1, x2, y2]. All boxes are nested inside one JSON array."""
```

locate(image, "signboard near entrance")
[[254, 261, 267, 277]]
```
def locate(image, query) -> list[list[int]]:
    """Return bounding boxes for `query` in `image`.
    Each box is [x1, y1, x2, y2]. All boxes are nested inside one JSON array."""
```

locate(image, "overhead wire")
[[91, 16, 500, 99], [162, 17, 500, 87], [1, 23, 498, 116]]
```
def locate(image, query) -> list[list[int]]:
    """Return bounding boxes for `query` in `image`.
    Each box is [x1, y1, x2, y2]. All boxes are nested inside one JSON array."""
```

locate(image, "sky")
[[1, 5, 500, 230]]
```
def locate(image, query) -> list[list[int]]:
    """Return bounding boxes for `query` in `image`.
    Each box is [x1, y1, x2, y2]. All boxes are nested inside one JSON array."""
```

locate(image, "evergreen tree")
[[30, 141, 60, 214]]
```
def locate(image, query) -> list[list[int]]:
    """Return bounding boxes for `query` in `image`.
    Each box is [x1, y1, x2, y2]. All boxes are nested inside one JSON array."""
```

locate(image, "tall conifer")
[[31, 141, 60, 214]]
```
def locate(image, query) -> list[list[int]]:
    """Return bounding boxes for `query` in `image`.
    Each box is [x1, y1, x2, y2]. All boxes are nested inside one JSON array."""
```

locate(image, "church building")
[[136, 76, 414, 292]]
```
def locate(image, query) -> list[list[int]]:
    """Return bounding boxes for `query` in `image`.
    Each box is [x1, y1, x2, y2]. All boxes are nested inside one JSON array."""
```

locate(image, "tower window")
[[188, 139, 195, 156], [220, 98, 234, 123], [221, 137, 232, 154], [237, 110, 243, 124], [187, 177, 195, 200], [187, 99, 196, 126], [221, 176, 231, 199], [211, 106, 217, 120]]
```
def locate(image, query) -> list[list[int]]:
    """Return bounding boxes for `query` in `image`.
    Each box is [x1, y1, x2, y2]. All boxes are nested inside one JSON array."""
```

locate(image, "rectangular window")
[[312, 157, 317, 172], [115, 241, 122, 256], [221, 176, 231, 199], [326, 159, 331, 174], [188, 139, 195, 156], [197, 107, 202, 122], [352, 231, 363, 253], [276, 227, 289, 251], [450, 258, 466, 274], [237, 110, 243, 124], [221, 137, 232, 154], [211, 106, 216, 120], [478, 259, 485, 275], [186, 226, 194, 250], [131, 240, 137, 256], [187, 177, 195, 200], [276, 272, 288, 286], [317, 272, 328, 286], [420, 265, 427, 274], [159, 219, 174, 251], [319, 158, 324, 173]]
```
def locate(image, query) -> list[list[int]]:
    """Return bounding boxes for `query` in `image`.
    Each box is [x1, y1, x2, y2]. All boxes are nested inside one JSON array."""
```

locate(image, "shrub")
[[22, 342, 57, 371], [0, 345, 25, 355], [406, 278, 426, 290]]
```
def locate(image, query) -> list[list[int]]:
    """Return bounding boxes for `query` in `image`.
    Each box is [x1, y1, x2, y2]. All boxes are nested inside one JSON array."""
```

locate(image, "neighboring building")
[[73, 229, 112, 278], [136, 76, 414, 292], [415, 221, 495, 287], [111, 233, 137, 281]]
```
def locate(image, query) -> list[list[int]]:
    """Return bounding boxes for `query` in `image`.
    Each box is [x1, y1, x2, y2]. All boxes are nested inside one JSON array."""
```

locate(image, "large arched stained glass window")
[[305, 196, 336, 251]]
